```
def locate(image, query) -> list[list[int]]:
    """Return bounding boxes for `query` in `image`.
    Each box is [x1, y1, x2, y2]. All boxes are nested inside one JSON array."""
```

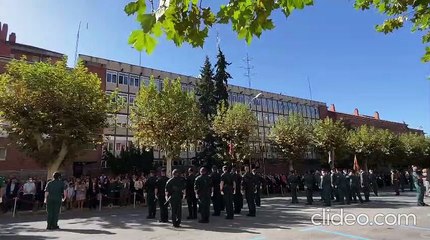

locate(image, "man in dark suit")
[[4, 177, 20, 212]]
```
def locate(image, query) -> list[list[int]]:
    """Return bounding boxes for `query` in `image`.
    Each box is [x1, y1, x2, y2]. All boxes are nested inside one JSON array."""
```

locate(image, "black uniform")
[[146, 175, 157, 218], [253, 173, 262, 207], [242, 172, 256, 217], [186, 174, 197, 219], [288, 174, 299, 204], [336, 172, 347, 205], [221, 172, 235, 219], [195, 174, 212, 223], [233, 172, 243, 214], [351, 174, 364, 203], [345, 172, 351, 204], [369, 172, 378, 196], [360, 171, 370, 202], [165, 176, 185, 227], [210, 171, 222, 216], [303, 173, 314, 205], [45, 178, 64, 230], [156, 175, 169, 222], [321, 174, 332, 206]]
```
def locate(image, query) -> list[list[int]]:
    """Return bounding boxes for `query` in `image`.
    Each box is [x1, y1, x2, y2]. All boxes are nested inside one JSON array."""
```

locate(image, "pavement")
[[0, 190, 429, 240]]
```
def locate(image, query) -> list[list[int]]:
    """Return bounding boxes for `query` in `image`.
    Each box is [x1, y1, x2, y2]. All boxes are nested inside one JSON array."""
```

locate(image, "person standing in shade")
[[288, 170, 299, 204], [146, 170, 157, 219], [350, 170, 364, 203], [210, 166, 222, 216], [331, 169, 338, 202], [336, 168, 347, 205], [344, 169, 351, 205], [186, 168, 197, 220], [412, 166, 427, 206], [242, 166, 256, 217], [369, 169, 378, 196], [221, 165, 235, 219], [252, 169, 262, 207], [303, 171, 314, 205], [44, 172, 64, 230], [360, 169, 370, 202], [391, 169, 400, 196], [165, 169, 186, 228], [155, 169, 169, 223], [321, 169, 332, 207], [195, 167, 212, 223], [232, 167, 243, 214]]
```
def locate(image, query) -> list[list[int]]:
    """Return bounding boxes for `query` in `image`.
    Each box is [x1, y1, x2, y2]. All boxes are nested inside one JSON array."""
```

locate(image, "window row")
[[106, 71, 158, 89], [106, 91, 136, 106]]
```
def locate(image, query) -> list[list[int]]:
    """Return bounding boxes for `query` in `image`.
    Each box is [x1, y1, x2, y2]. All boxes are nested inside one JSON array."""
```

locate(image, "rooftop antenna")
[[73, 21, 81, 66], [241, 52, 254, 88], [307, 76, 313, 101]]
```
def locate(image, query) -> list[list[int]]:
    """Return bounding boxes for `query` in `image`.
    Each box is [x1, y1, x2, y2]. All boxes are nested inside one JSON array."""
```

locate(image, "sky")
[[1, 0, 429, 133]]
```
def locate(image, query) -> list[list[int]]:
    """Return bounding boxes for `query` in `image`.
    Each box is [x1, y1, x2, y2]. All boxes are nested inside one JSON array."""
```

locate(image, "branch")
[[33, 133, 44, 151]]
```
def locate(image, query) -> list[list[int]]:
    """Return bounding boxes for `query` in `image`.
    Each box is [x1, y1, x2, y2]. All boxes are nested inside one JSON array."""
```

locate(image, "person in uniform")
[[155, 169, 169, 223], [165, 169, 185, 228], [221, 165, 235, 219], [344, 169, 351, 205], [369, 169, 378, 196], [321, 169, 332, 207], [350, 170, 363, 203], [146, 170, 157, 219], [44, 172, 64, 230], [360, 169, 370, 202], [336, 168, 347, 205], [195, 167, 212, 223], [331, 169, 338, 202], [303, 171, 314, 205], [252, 169, 262, 207], [412, 166, 427, 206], [210, 166, 222, 216], [186, 168, 197, 220], [241, 166, 256, 217], [232, 168, 243, 214], [391, 169, 400, 196], [288, 170, 299, 204]]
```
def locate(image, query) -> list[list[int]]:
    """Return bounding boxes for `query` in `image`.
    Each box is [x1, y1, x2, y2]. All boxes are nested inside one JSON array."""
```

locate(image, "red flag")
[[228, 143, 234, 156], [353, 154, 360, 171]]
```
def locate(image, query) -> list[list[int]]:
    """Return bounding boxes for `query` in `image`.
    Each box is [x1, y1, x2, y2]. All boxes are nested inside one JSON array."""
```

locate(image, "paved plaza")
[[0, 191, 429, 240]]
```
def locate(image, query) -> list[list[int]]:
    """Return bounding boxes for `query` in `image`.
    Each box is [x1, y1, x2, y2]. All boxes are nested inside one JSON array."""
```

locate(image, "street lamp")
[[248, 92, 262, 107], [248, 93, 262, 170]]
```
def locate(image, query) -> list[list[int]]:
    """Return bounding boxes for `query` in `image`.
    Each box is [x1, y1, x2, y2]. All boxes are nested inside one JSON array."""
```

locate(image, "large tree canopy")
[[0, 58, 110, 179], [125, 0, 430, 61]]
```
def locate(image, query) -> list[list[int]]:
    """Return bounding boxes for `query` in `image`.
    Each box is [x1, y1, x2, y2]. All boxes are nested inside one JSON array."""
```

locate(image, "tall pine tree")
[[214, 48, 231, 108], [196, 56, 216, 119]]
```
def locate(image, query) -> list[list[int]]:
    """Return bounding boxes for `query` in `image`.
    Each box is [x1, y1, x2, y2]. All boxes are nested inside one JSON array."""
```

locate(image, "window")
[[124, 75, 128, 85], [115, 143, 122, 151], [130, 75, 139, 87], [107, 71, 117, 84], [129, 95, 135, 105], [118, 74, 124, 85], [119, 94, 128, 104], [0, 147, 6, 160]]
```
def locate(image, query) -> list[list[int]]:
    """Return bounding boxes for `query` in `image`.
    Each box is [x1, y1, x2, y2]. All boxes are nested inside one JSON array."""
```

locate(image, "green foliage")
[[213, 103, 256, 163], [347, 125, 380, 157], [130, 77, 206, 171], [399, 132, 428, 161], [125, 0, 313, 53], [0, 58, 109, 169], [355, 0, 430, 62], [214, 48, 231, 108], [269, 114, 312, 163], [313, 118, 347, 154], [196, 56, 217, 120], [105, 145, 154, 175]]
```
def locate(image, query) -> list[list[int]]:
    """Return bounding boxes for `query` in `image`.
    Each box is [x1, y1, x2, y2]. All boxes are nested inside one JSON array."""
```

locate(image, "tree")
[[124, 0, 430, 62], [105, 144, 154, 175], [312, 118, 348, 168], [374, 129, 404, 169], [0, 58, 109, 179], [196, 56, 216, 120], [347, 125, 380, 171], [214, 48, 231, 108], [355, 0, 430, 62], [130, 77, 206, 176], [213, 103, 256, 165], [399, 132, 428, 166], [269, 114, 312, 171]]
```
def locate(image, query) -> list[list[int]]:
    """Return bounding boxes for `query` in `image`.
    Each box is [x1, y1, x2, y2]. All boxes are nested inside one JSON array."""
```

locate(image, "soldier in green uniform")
[[350, 170, 363, 203], [44, 172, 64, 230], [336, 168, 347, 205], [360, 169, 370, 202], [221, 165, 235, 219], [155, 169, 169, 223], [195, 167, 212, 223], [146, 170, 157, 219], [165, 169, 185, 228], [412, 166, 428, 206], [242, 166, 256, 217], [321, 169, 332, 207], [288, 170, 299, 204], [303, 171, 314, 205]]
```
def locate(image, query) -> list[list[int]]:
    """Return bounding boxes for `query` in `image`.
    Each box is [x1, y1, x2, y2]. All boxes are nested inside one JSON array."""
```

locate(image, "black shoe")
[[173, 224, 180, 228]]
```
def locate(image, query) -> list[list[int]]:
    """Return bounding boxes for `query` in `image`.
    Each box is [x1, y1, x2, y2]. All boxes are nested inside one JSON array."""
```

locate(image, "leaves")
[[312, 117, 347, 154]]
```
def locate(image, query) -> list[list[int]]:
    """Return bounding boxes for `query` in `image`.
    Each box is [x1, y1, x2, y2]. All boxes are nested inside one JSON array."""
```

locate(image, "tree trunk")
[[166, 154, 173, 178], [288, 159, 294, 171], [46, 142, 68, 180], [363, 158, 368, 172]]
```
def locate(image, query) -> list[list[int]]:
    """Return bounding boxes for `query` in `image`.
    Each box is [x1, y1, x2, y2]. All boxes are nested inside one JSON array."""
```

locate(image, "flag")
[[228, 142, 234, 156], [353, 154, 360, 171]]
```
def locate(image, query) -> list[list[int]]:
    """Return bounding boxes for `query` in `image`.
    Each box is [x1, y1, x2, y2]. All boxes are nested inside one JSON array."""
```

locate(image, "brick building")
[[0, 22, 100, 178], [320, 104, 424, 135]]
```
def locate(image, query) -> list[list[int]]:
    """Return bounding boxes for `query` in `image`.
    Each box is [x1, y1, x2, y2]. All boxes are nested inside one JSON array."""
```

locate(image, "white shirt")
[[23, 182, 36, 195]]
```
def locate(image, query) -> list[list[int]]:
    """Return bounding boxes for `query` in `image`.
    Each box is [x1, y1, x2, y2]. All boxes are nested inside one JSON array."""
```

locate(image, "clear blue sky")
[[1, 0, 429, 133]]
